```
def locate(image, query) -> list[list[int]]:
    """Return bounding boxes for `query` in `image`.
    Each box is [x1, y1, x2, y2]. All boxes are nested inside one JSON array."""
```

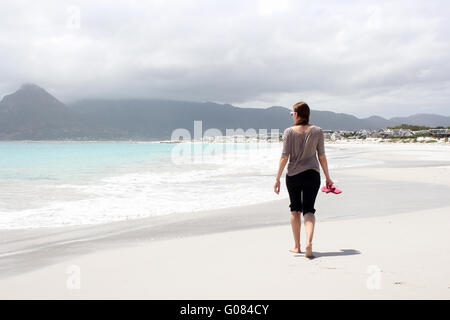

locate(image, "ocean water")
[[0, 141, 378, 229]]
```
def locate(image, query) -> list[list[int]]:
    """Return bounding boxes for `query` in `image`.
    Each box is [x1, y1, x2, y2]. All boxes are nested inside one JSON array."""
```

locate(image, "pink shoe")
[[330, 184, 342, 194], [321, 184, 342, 194]]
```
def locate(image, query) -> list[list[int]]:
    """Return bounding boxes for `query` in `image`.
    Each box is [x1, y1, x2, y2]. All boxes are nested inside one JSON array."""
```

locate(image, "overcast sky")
[[0, 0, 449, 118]]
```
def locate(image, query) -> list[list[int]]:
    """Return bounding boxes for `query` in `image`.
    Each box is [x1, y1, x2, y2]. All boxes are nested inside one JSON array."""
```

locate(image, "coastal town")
[[320, 127, 450, 142], [184, 126, 450, 144]]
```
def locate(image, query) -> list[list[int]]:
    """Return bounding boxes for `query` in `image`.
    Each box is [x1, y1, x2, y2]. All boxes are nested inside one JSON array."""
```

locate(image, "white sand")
[[0, 204, 449, 299], [0, 143, 449, 299]]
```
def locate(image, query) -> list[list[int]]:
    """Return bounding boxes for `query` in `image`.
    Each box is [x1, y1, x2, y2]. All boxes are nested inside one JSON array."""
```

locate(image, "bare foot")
[[289, 247, 301, 253], [305, 244, 314, 259]]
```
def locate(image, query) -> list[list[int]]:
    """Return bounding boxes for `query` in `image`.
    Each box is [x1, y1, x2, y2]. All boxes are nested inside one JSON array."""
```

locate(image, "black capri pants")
[[285, 169, 321, 215]]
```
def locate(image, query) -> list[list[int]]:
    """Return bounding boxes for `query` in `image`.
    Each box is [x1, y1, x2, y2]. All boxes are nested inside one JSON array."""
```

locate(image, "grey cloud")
[[0, 0, 449, 118]]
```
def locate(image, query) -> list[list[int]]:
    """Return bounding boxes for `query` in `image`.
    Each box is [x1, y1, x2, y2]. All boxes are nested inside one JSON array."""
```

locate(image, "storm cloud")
[[0, 0, 449, 117]]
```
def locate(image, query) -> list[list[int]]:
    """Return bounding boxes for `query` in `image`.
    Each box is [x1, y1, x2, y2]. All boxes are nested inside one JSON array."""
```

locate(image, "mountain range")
[[0, 84, 449, 140]]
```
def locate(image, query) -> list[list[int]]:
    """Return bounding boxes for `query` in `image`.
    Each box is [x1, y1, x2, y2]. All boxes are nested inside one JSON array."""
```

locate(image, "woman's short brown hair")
[[292, 101, 310, 125]]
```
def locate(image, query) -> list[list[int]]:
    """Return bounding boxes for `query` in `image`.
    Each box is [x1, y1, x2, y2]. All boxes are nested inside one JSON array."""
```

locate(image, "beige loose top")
[[281, 125, 325, 176]]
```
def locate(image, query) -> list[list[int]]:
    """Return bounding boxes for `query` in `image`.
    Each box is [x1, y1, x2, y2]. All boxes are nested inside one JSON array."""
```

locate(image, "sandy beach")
[[0, 142, 449, 299]]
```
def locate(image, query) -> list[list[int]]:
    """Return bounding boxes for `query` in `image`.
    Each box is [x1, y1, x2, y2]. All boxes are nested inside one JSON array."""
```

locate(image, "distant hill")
[[390, 113, 450, 127], [0, 84, 122, 139], [68, 99, 294, 139], [0, 84, 449, 140]]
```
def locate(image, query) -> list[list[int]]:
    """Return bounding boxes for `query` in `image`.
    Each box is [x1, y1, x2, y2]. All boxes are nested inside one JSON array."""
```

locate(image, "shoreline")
[[5, 140, 448, 230], [1, 158, 450, 279]]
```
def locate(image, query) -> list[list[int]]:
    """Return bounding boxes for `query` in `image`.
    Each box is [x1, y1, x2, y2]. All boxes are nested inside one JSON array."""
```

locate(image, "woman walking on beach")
[[274, 102, 333, 259]]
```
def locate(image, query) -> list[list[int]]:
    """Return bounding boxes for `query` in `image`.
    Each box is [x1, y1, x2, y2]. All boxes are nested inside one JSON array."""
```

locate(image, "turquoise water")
[[0, 141, 280, 229], [0, 142, 259, 182], [0, 142, 174, 181], [0, 141, 382, 229]]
